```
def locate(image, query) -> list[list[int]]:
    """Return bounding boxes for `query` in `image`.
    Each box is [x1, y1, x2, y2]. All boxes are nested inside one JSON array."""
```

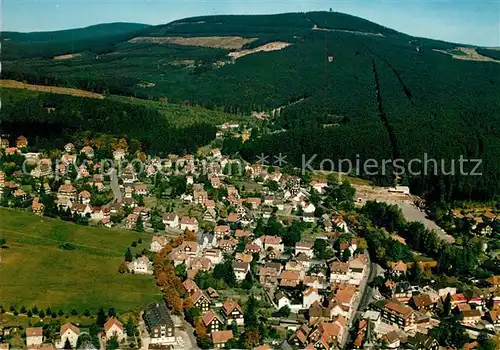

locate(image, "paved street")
[[109, 168, 122, 202]]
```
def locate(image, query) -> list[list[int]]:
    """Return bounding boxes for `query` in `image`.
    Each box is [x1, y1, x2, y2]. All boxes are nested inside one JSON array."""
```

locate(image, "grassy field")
[[0, 209, 161, 313], [108, 95, 250, 127]]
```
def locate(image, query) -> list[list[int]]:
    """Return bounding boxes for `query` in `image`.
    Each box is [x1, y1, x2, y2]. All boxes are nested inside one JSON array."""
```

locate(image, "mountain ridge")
[[2, 11, 500, 201]]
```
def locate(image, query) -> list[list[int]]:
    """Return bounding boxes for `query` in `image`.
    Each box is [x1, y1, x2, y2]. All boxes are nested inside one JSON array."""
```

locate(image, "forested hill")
[[2, 12, 500, 201], [1, 23, 150, 42], [1, 23, 151, 59]]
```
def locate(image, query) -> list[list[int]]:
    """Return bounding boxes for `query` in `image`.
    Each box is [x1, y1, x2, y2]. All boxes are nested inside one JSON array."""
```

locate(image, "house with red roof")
[[211, 330, 233, 348], [221, 300, 244, 326], [26, 328, 43, 347], [104, 317, 125, 342], [56, 323, 80, 348], [202, 310, 224, 334]]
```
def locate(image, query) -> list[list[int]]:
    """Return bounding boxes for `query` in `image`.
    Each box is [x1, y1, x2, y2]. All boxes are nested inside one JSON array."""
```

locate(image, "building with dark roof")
[[143, 302, 176, 346]]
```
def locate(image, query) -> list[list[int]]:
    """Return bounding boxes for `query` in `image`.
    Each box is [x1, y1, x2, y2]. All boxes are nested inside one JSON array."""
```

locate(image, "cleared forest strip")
[[0, 80, 104, 99]]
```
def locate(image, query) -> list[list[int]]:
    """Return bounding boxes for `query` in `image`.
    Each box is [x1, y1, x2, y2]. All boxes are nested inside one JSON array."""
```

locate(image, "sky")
[[2, 0, 499, 47]]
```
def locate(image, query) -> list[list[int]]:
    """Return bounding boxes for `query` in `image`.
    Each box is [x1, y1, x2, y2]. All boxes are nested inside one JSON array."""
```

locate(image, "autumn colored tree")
[[184, 229, 197, 242], [194, 317, 208, 339], [118, 262, 129, 274], [243, 329, 261, 348]]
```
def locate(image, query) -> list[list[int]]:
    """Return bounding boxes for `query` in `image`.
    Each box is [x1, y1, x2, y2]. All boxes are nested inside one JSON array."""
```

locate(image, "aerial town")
[[0, 127, 499, 350]]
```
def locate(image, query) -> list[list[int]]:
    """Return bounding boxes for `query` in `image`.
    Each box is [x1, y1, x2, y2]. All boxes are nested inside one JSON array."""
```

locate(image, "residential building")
[[143, 302, 176, 346], [202, 310, 224, 334], [233, 261, 250, 281], [212, 330, 234, 349], [222, 300, 244, 326], [461, 309, 482, 325], [26, 328, 43, 347], [254, 235, 284, 253], [162, 213, 179, 229], [57, 323, 80, 348], [128, 256, 153, 274], [295, 242, 314, 258], [330, 261, 350, 284], [190, 290, 212, 313], [371, 300, 416, 331], [125, 214, 138, 230], [405, 332, 439, 350], [182, 279, 200, 295], [215, 225, 231, 240], [180, 216, 199, 232], [150, 236, 168, 253], [104, 318, 125, 342], [303, 288, 322, 309]]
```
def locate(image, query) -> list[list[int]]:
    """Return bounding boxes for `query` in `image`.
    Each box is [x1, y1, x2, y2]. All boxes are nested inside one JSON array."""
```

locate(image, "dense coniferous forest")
[[0, 88, 216, 154], [476, 48, 500, 61], [2, 12, 500, 201]]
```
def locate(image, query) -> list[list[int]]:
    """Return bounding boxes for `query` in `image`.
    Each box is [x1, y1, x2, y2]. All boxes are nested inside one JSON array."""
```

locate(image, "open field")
[[129, 36, 257, 49], [0, 79, 104, 99], [0, 209, 161, 313]]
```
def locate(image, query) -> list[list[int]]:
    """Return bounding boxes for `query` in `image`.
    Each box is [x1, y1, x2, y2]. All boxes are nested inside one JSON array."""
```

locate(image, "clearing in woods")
[[0, 209, 161, 313], [433, 47, 500, 63], [0, 79, 104, 99], [128, 36, 258, 49], [229, 42, 292, 60], [53, 53, 82, 60]]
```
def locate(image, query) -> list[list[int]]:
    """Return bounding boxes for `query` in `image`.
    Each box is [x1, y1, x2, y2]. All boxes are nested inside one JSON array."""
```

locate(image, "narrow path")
[[110, 168, 122, 202], [371, 58, 399, 160]]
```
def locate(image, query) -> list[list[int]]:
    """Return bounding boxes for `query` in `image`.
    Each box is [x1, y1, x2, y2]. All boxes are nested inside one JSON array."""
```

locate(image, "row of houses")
[[24, 318, 124, 349]]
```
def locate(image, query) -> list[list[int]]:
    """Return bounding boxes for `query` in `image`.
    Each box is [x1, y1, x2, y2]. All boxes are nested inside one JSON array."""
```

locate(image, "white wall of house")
[[26, 336, 43, 347], [58, 330, 79, 348], [105, 325, 125, 342]]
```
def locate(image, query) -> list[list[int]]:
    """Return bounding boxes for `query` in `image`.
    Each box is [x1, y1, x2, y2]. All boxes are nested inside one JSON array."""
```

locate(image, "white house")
[[104, 317, 125, 343], [295, 242, 314, 258], [311, 179, 328, 194], [302, 287, 322, 309], [330, 261, 350, 284], [128, 256, 153, 275], [276, 292, 302, 313], [348, 255, 368, 285], [180, 216, 198, 232], [233, 261, 250, 281], [303, 202, 316, 214], [253, 235, 284, 253], [57, 323, 80, 349], [26, 328, 43, 347], [150, 236, 168, 253], [203, 248, 223, 265], [333, 216, 349, 233], [162, 213, 179, 229]]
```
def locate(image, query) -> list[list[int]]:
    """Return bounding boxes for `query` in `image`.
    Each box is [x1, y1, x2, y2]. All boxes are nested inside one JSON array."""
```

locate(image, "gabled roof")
[[26, 327, 43, 337], [104, 317, 123, 332], [143, 302, 174, 330], [202, 310, 223, 326], [222, 300, 243, 316], [61, 322, 80, 335], [183, 279, 199, 293], [162, 213, 178, 221], [180, 216, 198, 225], [190, 289, 211, 305], [212, 330, 233, 344]]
